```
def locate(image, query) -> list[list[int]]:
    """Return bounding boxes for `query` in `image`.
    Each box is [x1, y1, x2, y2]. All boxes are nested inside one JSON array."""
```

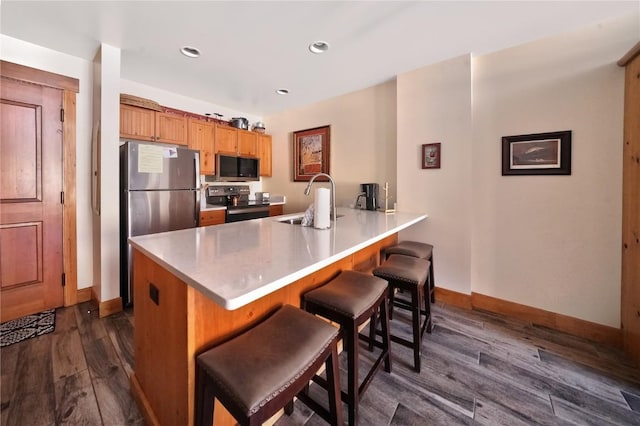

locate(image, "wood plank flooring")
[[276, 301, 640, 425], [1, 300, 639, 425], [1, 302, 142, 426]]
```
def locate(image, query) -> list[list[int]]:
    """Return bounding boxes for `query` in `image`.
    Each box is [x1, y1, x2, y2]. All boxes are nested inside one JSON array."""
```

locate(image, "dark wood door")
[[1, 76, 64, 321]]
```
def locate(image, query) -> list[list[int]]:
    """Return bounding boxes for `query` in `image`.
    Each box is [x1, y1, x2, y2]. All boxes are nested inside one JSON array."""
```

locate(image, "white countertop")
[[129, 207, 427, 310]]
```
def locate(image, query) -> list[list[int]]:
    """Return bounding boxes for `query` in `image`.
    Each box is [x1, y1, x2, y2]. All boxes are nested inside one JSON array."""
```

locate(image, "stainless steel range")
[[206, 185, 270, 222]]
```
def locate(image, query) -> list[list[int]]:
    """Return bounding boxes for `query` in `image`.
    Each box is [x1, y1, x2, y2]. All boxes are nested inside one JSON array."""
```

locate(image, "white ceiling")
[[2, 1, 638, 116]]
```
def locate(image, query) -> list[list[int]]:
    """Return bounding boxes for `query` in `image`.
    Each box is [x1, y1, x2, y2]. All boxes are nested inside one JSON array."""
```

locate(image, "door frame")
[[1, 60, 79, 307]]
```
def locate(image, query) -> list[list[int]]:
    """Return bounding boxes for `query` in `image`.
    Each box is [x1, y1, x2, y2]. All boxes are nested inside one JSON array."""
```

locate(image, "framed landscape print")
[[502, 130, 572, 176]]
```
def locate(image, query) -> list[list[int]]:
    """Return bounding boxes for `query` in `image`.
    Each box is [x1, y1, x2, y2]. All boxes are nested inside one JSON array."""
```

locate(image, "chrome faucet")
[[304, 173, 337, 223]]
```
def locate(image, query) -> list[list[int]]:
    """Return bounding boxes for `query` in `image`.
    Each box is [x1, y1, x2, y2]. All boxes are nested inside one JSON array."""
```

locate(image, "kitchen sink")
[[276, 215, 344, 225], [277, 216, 305, 225]]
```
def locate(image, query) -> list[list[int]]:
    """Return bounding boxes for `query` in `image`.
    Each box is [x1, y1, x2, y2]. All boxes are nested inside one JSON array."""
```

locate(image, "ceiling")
[[2, 1, 638, 116]]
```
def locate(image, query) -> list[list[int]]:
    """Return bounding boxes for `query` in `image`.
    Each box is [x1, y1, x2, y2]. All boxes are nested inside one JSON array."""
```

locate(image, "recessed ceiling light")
[[276, 88, 289, 95], [309, 41, 330, 54], [180, 46, 200, 58]]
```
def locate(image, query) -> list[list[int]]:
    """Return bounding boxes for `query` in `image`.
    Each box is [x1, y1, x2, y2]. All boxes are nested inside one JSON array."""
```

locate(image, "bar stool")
[[372, 254, 431, 372], [302, 270, 392, 426], [385, 241, 435, 303], [195, 304, 343, 426]]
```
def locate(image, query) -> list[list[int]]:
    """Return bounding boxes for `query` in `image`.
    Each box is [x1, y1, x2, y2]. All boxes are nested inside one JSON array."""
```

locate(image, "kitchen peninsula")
[[128, 207, 427, 426]]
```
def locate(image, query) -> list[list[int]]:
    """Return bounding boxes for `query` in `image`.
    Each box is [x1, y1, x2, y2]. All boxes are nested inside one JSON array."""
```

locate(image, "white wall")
[[397, 54, 474, 295], [94, 44, 121, 302], [263, 13, 636, 328], [1, 35, 95, 290], [264, 81, 397, 213], [471, 15, 635, 327]]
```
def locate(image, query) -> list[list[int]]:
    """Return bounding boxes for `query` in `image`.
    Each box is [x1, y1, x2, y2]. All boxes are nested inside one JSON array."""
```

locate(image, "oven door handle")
[[227, 207, 270, 215]]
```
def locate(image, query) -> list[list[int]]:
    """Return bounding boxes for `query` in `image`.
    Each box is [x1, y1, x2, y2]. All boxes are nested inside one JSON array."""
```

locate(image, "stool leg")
[[326, 343, 344, 426], [429, 254, 435, 303], [425, 280, 432, 334], [196, 366, 215, 426], [346, 321, 359, 426], [411, 286, 422, 373], [380, 294, 392, 373], [368, 307, 377, 352], [388, 285, 395, 320], [284, 400, 294, 415]]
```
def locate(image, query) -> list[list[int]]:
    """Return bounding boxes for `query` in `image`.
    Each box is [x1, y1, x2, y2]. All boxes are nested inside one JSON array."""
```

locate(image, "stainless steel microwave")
[[215, 154, 260, 181]]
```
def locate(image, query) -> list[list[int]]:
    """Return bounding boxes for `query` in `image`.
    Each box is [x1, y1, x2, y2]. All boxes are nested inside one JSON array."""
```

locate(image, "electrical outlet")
[[149, 283, 159, 305]]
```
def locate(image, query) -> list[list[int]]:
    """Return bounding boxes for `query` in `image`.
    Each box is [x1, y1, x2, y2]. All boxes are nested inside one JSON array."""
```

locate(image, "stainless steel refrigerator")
[[120, 141, 200, 306]]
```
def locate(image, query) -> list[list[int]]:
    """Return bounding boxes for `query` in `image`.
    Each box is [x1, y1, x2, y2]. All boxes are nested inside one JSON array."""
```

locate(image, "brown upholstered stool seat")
[[303, 270, 392, 426], [385, 241, 435, 303], [373, 254, 431, 372], [195, 304, 343, 426]]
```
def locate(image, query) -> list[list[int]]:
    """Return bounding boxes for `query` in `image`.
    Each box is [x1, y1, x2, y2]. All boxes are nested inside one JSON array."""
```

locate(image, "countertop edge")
[[221, 213, 425, 310], [129, 210, 427, 310]]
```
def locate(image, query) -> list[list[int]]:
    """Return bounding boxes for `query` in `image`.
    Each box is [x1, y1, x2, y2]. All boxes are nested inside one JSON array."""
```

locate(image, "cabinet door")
[[199, 210, 226, 226], [156, 112, 188, 145], [214, 125, 237, 154], [188, 119, 215, 175], [269, 204, 283, 216], [237, 130, 258, 157], [258, 134, 272, 176], [120, 104, 155, 141]]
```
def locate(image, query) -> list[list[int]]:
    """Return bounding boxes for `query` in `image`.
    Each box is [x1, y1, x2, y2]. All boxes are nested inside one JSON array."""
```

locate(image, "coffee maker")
[[360, 183, 379, 211]]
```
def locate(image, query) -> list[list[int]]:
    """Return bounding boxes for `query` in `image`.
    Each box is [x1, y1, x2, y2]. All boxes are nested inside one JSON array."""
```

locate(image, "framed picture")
[[502, 130, 571, 176], [422, 143, 441, 169], [293, 125, 331, 181]]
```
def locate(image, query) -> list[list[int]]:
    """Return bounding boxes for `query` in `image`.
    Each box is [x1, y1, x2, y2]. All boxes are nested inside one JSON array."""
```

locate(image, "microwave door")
[[218, 155, 239, 180]]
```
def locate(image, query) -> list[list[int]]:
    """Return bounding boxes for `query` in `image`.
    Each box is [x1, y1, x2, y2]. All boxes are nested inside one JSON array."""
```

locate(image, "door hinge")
[[60, 108, 65, 122], [60, 191, 65, 204], [62, 273, 66, 287]]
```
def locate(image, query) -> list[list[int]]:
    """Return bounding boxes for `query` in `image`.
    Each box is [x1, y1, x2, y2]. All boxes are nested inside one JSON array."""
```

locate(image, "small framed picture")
[[422, 143, 441, 169], [502, 130, 571, 176]]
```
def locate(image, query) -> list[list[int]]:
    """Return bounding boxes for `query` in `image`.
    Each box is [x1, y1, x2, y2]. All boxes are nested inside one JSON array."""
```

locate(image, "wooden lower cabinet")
[[269, 204, 283, 216], [199, 210, 225, 226], [130, 234, 398, 426]]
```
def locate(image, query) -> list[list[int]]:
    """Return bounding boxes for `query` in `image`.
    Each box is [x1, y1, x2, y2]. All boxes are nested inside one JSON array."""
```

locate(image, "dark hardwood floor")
[[1, 302, 141, 426], [2, 300, 639, 425]]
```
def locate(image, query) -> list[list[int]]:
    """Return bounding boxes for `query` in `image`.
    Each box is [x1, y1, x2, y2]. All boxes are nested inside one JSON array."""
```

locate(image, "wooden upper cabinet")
[[119, 104, 187, 145], [188, 119, 215, 175], [258, 134, 272, 177], [238, 129, 258, 157], [214, 124, 238, 154], [120, 104, 155, 141], [214, 125, 258, 156], [156, 112, 187, 145]]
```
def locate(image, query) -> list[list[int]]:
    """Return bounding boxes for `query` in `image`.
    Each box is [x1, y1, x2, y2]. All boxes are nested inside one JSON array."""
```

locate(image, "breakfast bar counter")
[[128, 207, 426, 426]]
